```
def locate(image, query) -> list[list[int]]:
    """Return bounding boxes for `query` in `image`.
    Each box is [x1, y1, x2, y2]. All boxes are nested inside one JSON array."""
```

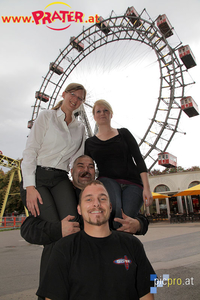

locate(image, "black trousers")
[[20, 167, 79, 300], [20, 166, 79, 222]]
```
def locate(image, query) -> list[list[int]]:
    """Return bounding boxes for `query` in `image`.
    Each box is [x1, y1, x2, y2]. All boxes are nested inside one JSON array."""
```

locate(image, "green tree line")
[[149, 166, 200, 176]]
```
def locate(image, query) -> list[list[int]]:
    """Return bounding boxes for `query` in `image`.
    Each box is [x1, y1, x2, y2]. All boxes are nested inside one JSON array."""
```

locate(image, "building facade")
[[147, 170, 200, 218]]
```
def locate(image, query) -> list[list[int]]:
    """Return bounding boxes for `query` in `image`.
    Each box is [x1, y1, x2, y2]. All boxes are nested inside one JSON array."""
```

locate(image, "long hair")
[[52, 83, 87, 110]]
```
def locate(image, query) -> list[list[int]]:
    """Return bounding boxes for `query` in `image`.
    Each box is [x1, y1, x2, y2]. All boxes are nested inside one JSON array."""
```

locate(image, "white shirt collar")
[[57, 107, 76, 123]]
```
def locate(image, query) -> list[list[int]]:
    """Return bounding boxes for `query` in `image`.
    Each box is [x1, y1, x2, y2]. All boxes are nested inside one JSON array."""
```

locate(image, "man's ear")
[[110, 203, 112, 212], [77, 204, 81, 215]]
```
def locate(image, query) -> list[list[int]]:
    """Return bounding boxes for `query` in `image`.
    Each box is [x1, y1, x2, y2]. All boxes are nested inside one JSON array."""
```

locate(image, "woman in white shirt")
[[21, 83, 86, 223]]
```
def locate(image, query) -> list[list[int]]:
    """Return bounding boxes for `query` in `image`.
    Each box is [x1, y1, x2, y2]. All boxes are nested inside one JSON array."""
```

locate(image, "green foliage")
[[149, 166, 200, 176], [0, 168, 24, 215]]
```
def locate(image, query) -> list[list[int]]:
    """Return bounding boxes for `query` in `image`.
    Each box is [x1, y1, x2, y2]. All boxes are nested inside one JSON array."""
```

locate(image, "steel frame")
[[30, 9, 195, 170], [0, 154, 29, 220]]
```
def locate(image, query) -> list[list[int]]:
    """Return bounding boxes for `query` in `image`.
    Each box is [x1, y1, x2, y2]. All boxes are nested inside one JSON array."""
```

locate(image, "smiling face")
[[71, 156, 95, 189], [61, 89, 85, 113], [77, 182, 112, 227]]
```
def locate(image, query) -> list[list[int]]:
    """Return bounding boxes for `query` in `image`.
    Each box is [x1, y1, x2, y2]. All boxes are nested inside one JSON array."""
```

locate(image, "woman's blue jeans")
[[99, 177, 143, 229]]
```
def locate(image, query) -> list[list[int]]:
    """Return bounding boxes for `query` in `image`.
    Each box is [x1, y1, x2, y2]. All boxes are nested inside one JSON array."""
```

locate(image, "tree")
[[149, 166, 200, 176]]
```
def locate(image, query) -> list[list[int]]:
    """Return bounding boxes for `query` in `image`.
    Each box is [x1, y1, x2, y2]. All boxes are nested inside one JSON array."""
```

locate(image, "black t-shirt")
[[37, 230, 155, 300], [85, 128, 147, 186]]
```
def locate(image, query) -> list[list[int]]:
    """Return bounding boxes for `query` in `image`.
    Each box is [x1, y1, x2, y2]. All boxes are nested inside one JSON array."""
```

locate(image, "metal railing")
[[0, 216, 26, 229]]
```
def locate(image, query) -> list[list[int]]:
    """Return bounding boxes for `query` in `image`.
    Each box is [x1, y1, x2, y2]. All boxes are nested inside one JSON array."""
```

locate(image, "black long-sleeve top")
[[20, 213, 149, 245], [20, 186, 149, 245], [85, 128, 147, 186]]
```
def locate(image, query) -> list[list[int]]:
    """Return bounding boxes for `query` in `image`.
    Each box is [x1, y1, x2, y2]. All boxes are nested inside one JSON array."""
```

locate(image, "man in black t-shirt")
[[21, 155, 149, 300], [37, 180, 155, 300]]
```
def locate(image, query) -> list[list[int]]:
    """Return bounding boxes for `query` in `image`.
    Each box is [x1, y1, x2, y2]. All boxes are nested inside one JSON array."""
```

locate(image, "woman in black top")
[[85, 100, 153, 229]]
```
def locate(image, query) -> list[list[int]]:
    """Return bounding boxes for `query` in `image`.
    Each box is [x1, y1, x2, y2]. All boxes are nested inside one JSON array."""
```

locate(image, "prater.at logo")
[[32, 2, 99, 31]]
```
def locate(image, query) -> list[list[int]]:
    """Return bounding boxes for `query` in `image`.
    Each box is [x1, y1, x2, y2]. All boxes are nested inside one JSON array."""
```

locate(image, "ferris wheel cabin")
[[158, 152, 177, 168], [96, 16, 110, 35], [27, 120, 34, 129], [35, 91, 49, 103], [70, 36, 84, 52], [180, 96, 199, 118], [157, 14, 173, 38], [178, 45, 197, 69], [126, 6, 142, 28], [49, 63, 63, 75]]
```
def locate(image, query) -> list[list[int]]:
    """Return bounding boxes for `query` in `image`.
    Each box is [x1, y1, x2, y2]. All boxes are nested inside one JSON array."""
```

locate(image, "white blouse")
[[21, 107, 85, 188]]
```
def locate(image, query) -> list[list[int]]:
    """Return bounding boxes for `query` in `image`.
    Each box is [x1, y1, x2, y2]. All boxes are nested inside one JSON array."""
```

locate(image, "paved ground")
[[138, 222, 200, 299], [0, 221, 200, 299]]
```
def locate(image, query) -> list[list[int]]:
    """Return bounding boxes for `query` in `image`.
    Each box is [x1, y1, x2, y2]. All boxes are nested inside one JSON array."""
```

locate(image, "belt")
[[37, 166, 67, 173]]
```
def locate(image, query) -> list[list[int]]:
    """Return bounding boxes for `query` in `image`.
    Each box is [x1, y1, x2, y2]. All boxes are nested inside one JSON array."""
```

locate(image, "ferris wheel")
[[28, 7, 197, 171]]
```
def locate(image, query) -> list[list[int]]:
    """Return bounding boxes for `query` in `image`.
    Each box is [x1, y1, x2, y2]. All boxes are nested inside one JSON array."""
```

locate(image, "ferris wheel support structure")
[[29, 8, 195, 170]]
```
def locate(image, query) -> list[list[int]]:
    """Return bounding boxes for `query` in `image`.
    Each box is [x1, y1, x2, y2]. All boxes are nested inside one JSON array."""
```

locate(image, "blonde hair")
[[52, 83, 87, 110], [92, 99, 113, 115]]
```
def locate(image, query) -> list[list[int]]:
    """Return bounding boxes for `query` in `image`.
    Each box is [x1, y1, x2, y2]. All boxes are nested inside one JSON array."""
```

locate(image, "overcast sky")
[[0, 0, 199, 171]]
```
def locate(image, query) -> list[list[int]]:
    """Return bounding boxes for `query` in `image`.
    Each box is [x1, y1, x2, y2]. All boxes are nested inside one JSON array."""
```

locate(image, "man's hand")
[[61, 215, 80, 237], [114, 210, 141, 234]]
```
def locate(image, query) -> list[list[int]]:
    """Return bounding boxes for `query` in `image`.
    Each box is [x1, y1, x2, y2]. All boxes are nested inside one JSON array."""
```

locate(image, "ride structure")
[[27, 6, 198, 170], [0, 154, 28, 223]]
